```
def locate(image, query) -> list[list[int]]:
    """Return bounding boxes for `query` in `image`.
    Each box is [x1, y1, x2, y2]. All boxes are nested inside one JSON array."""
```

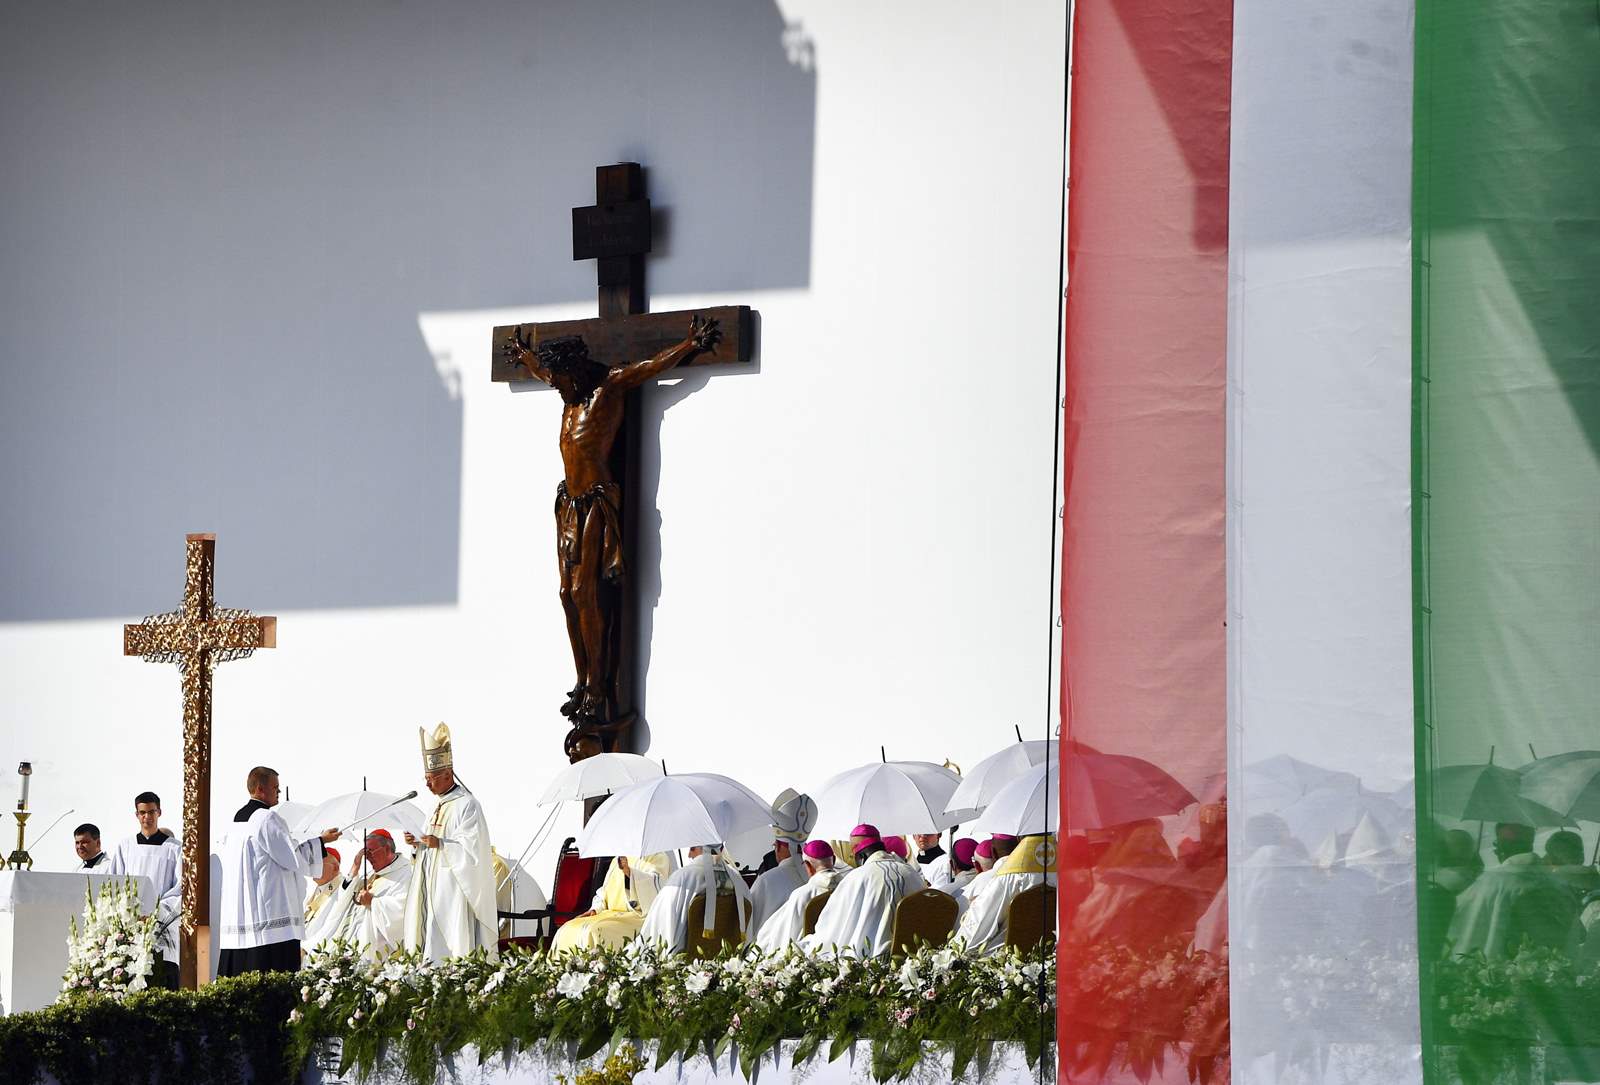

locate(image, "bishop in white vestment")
[[955, 834, 1058, 955], [803, 827, 925, 957], [756, 840, 844, 952], [403, 723, 499, 961], [747, 790, 816, 933], [108, 791, 182, 987], [218, 768, 338, 976], [640, 844, 753, 954], [311, 831, 414, 959]]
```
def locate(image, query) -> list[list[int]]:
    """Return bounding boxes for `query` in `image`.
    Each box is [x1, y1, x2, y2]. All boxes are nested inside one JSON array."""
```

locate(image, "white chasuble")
[[747, 854, 807, 934], [755, 868, 843, 953], [403, 784, 498, 961], [640, 851, 751, 955], [109, 831, 182, 959], [803, 850, 925, 957], [954, 835, 1058, 956], [312, 854, 414, 960], [219, 802, 323, 950]]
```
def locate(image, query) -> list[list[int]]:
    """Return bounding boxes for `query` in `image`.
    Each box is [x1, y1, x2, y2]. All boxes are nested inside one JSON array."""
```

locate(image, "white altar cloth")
[[0, 870, 154, 1015]]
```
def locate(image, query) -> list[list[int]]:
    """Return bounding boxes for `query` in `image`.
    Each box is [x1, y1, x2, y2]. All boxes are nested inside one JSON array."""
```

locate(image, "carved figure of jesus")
[[500, 315, 722, 735]]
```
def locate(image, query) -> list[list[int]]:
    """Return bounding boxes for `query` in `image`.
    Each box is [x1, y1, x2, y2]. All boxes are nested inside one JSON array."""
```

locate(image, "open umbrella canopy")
[[289, 791, 429, 847], [1058, 743, 1197, 830], [810, 760, 968, 841], [537, 752, 664, 806], [575, 773, 772, 858], [1519, 752, 1600, 822], [1431, 763, 1573, 827], [947, 739, 1056, 813], [968, 761, 1057, 836], [1241, 755, 1361, 812]]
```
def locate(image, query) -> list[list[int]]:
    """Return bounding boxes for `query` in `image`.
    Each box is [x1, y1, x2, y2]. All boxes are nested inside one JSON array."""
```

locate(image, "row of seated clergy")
[[802, 827, 928, 956], [548, 852, 678, 953], [954, 834, 1059, 955], [640, 844, 754, 954]]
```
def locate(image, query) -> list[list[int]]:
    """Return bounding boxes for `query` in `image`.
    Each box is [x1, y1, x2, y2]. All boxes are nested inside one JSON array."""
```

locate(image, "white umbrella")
[[810, 761, 968, 841], [575, 773, 772, 858], [537, 752, 664, 806], [290, 791, 429, 846], [947, 739, 1056, 813], [274, 801, 315, 836], [969, 761, 1058, 837]]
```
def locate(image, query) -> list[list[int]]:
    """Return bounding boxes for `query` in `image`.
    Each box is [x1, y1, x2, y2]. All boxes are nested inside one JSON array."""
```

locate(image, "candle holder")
[[2, 762, 32, 871]]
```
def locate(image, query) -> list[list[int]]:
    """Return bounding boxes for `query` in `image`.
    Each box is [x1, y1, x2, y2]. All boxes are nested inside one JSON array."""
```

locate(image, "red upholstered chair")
[[497, 837, 601, 951]]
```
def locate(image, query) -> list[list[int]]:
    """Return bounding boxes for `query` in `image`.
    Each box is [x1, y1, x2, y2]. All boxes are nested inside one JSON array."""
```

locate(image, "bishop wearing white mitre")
[[955, 834, 1057, 955], [218, 767, 340, 976], [403, 724, 499, 961], [756, 840, 845, 952], [746, 790, 816, 933], [308, 830, 414, 959], [640, 843, 753, 954], [803, 825, 925, 957]]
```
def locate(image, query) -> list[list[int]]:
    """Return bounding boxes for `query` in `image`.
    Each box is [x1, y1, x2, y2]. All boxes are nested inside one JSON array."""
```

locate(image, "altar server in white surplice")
[[747, 790, 816, 934], [756, 840, 845, 952], [108, 790, 183, 988], [640, 843, 753, 954], [955, 834, 1058, 956], [311, 830, 414, 959], [403, 723, 499, 961], [803, 825, 925, 957], [218, 767, 339, 976]]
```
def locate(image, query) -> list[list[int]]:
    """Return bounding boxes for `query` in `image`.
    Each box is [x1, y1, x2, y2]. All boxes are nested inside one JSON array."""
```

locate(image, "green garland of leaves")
[[2, 940, 1055, 1085], [289, 938, 1055, 1084]]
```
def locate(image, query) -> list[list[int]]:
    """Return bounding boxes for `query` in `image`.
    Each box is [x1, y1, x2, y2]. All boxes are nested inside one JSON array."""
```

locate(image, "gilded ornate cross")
[[123, 533, 276, 989], [491, 163, 753, 764]]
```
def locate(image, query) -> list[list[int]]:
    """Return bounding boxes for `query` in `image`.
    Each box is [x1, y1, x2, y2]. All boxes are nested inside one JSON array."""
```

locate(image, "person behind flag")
[[108, 791, 182, 989], [549, 852, 677, 953], [747, 790, 816, 933], [955, 833, 1058, 955], [640, 843, 752, 954], [756, 840, 845, 952], [73, 823, 107, 870], [403, 723, 499, 961], [1446, 822, 1579, 959], [218, 767, 339, 976], [803, 824, 925, 957], [311, 830, 413, 960]]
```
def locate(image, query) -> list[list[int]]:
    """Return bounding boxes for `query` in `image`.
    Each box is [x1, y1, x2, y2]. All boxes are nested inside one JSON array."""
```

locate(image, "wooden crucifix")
[[491, 163, 753, 763], [124, 533, 276, 988]]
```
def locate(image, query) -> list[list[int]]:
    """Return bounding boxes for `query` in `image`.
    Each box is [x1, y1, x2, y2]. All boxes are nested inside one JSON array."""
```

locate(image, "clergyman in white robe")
[[640, 845, 753, 954], [403, 781, 499, 961], [803, 842, 925, 957], [748, 841, 808, 934], [956, 834, 1057, 956], [218, 795, 329, 975], [756, 841, 844, 952], [108, 825, 182, 974], [313, 847, 414, 960]]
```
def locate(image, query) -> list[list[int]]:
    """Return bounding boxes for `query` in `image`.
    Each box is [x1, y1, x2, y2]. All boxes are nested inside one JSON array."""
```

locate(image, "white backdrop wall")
[[1, 2, 1066, 882]]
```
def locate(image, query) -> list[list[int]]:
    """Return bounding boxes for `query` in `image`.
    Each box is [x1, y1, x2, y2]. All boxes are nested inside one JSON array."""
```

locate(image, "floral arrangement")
[[288, 938, 1056, 1084], [60, 877, 157, 1001]]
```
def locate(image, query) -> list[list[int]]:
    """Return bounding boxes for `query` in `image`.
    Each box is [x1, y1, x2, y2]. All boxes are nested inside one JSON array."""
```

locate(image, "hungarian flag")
[[1059, 1, 1600, 1082]]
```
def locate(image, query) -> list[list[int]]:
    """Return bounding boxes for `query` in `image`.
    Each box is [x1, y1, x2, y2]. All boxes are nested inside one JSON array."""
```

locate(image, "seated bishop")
[[747, 790, 816, 933], [310, 830, 413, 960], [803, 825, 925, 957], [756, 840, 844, 953], [403, 723, 500, 962], [955, 834, 1057, 955], [640, 843, 753, 954], [550, 852, 676, 954], [303, 847, 342, 932]]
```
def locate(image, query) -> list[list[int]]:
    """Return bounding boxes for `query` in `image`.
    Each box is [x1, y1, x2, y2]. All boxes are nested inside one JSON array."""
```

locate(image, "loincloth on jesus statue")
[[555, 481, 625, 581]]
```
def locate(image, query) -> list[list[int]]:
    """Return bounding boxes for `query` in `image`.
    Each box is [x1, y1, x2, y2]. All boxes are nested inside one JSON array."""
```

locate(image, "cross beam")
[[124, 533, 275, 988]]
